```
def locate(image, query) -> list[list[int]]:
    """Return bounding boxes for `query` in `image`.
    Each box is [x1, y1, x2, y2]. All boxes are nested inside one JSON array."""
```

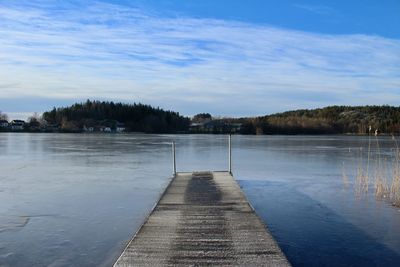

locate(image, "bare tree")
[[28, 112, 44, 128], [0, 111, 9, 121]]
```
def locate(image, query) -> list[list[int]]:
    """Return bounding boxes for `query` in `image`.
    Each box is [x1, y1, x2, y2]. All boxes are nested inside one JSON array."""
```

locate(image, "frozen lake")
[[1, 133, 400, 266]]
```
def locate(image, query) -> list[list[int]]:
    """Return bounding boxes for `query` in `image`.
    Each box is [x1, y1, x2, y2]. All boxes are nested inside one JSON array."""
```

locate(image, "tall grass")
[[373, 133, 390, 200], [354, 147, 368, 197], [390, 136, 400, 206], [345, 129, 400, 207]]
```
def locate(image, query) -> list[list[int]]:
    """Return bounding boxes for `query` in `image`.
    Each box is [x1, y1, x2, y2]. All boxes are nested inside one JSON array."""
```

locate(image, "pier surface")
[[114, 171, 290, 266]]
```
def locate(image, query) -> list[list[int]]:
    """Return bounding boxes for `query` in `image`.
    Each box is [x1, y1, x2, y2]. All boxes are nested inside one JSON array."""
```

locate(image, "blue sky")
[[0, 0, 399, 119]]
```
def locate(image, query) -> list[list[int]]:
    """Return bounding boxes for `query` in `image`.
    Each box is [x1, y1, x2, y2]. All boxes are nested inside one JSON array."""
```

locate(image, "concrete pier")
[[114, 171, 290, 266]]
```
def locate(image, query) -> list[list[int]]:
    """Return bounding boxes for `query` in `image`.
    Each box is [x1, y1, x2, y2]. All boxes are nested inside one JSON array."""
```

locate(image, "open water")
[[0, 133, 399, 266]]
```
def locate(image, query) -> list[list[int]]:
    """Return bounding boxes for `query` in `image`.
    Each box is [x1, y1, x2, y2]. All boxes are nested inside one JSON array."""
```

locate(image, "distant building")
[[11, 120, 25, 130], [0, 120, 9, 128], [100, 126, 112, 133], [189, 122, 205, 132], [189, 120, 242, 134], [204, 120, 225, 133], [116, 122, 126, 133], [230, 123, 243, 133], [83, 125, 94, 132]]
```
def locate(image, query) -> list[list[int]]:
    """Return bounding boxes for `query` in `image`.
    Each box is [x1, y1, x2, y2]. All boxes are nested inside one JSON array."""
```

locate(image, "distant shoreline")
[[2, 101, 400, 135], [0, 130, 398, 136]]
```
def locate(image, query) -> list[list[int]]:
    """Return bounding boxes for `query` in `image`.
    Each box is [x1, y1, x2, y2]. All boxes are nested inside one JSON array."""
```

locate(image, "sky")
[[0, 0, 399, 119]]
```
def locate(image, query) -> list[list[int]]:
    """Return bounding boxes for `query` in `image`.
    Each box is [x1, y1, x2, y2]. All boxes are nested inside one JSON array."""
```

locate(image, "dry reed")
[[390, 136, 400, 206], [347, 130, 400, 207]]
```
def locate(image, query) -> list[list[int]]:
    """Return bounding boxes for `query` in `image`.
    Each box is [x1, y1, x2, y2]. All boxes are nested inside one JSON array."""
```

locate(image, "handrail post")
[[172, 141, 176, 176], [229, 134, 232, 174]]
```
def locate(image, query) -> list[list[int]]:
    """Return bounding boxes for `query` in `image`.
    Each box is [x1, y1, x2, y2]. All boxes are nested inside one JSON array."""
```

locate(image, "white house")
[[116, 123, 126, 133], [100, 126, 112, 132], [11, 120, 25, 130], [83, 125, 94, 132], [0, 120, 8, 128]]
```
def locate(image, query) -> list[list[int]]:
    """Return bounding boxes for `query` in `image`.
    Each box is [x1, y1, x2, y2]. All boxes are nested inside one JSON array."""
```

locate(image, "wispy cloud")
[[293, 4, 334, 15], [0, 0, 399, 117]]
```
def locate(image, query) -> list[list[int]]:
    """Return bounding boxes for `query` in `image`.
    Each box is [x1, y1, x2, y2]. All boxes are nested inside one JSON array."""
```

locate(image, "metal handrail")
[[171, 134, 232, 175], [172, 141, 176, 176], [229, 134, 232, 174]]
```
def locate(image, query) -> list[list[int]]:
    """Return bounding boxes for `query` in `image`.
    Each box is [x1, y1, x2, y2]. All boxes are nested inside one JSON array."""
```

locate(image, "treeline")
[[4, 104, 400, 135], [43, 100, 190, 133], [239, 106, 400, 135]]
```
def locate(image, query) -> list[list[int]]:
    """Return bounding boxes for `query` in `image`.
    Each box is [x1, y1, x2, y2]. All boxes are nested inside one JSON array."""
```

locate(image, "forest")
[[239, 106, 400, 135], [42, 100, 190, 133]]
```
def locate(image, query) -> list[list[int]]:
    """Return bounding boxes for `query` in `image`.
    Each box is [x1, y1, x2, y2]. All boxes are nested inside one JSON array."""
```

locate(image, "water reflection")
[[241, 180, 400, 267]]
